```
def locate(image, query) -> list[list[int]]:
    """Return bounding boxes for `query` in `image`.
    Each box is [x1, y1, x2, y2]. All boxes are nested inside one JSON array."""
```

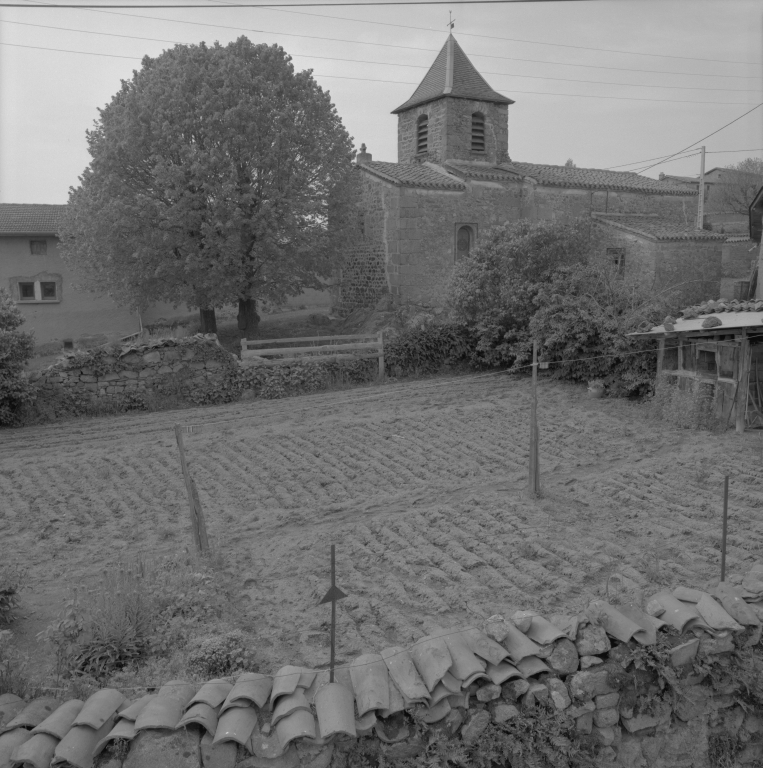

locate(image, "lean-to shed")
[[631, 299, 763, 432]]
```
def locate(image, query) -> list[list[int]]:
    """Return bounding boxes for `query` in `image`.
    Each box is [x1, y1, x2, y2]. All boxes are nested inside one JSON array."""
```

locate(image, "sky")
[[0, 0, 761, 204]]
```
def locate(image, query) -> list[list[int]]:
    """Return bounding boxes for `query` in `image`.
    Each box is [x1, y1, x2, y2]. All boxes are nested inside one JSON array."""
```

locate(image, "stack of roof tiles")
[[680, 298, 763, 318], [1, 572, 762, 768]]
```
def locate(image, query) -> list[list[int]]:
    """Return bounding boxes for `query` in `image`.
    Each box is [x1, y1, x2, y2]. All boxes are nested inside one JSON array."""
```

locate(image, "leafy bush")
[[385, 323, 470, 376], [0, 565, 26, 624], [527, 264, 675, 396], [0, 288, 36, 425], [648, 374, 724, 431], [186, 630, 258, 677], [445, 219, 593, 367], [0, 629, 33, 698]]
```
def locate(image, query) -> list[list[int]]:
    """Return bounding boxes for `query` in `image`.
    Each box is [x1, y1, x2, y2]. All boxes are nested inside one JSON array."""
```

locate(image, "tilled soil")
[[3, 374, 762, 674]]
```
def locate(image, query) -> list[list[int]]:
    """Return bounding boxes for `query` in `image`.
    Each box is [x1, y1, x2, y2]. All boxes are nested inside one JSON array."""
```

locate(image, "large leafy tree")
[[59, 37, 356, 334], [0, 289, 35, 426], [713, 158, 763, 216]]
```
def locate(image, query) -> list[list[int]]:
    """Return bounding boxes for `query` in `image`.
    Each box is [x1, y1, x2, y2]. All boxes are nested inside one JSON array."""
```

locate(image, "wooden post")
[[377, 331, 385, 380], [174, 425, 209, 554], [528, 340, 540, 496], [696, 145, 706, 230], [656, 338, 665, 378], [737, 331, 750, 434], [318, 545, 346, 683], [721, 475, 729, 582]]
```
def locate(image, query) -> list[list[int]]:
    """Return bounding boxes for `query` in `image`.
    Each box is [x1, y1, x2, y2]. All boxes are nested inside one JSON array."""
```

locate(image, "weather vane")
[[447, 11, 455, 30]]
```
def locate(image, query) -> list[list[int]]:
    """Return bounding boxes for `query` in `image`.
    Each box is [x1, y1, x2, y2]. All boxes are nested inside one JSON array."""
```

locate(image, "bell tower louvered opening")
[[471, 112, 485, 152], [416, 115, 429, 154]]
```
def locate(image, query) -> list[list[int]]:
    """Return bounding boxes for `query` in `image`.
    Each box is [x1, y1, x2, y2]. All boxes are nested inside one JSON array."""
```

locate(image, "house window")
[[40, 282, 57, 300], [455, 224, 476, 261], [18, 282, 35, 300], [416, 115, 428, 154], [471, 112, 485, 152], [607, 247, 625, 275], [30, 240, 47, 255]]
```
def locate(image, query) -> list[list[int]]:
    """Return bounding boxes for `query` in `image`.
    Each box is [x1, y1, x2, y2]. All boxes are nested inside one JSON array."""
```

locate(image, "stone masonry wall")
[[30, 334, 236, 402], [397, 99, 448, 165]]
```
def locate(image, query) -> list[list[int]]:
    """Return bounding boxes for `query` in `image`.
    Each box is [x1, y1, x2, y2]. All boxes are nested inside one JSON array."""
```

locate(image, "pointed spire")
[[392, 34, 513, 114]]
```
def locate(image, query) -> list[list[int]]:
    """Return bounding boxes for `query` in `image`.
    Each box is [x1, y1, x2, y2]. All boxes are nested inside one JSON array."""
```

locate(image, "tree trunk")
[[199, 308, 217, 334], [237, 298, 260, 337]]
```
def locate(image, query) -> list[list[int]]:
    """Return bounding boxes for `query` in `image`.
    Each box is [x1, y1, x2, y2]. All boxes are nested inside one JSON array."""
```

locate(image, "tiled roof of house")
[[0, 204, 66, 235], [443, 161, 523, 182], [359, 161, 466, 190], [0, 576, 757, 767], [512, 162, 696, 195], [592, 213, 727, 241], [392, 35, 513, 114], [658, 173, 698, 185]]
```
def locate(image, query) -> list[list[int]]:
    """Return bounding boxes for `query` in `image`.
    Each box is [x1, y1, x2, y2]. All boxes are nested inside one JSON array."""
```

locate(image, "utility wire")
[[13, 0, 763, 75], [1, 41, 757, 106], [607, 148, 763, 171], [5, 20, 761, 93], [632, 102, 763, 174]]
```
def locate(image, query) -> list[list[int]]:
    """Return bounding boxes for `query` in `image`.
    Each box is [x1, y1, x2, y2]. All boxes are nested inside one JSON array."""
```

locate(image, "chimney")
[[356, 143, 372, 164]]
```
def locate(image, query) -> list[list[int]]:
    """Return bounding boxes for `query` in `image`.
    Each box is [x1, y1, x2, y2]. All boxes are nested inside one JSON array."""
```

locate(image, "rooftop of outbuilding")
[[0, 204, 66, 236]]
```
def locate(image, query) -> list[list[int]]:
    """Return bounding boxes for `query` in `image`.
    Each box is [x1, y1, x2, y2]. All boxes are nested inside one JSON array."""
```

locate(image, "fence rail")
[[241, 332, 385, 377]]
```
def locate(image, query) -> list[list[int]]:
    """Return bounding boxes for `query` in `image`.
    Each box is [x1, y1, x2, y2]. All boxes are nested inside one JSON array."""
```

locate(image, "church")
[[336, 34, 752, 314]]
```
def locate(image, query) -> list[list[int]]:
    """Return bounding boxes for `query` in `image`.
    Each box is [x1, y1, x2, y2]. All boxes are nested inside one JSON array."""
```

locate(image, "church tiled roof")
[[511, 162, 697, 195], [392, 35, 513, 114], [592, 213, 727, 241], [0, 204, 66, 235], [359, 161, 466, 190], [443, 161, 523, 182]]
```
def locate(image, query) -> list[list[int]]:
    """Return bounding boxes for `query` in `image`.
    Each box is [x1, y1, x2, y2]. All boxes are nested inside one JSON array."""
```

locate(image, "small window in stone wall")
[[18, 282, 35, 300], [455, 224, 476, 261], [416, 115, 428, 154], [697, 345, 717, 376], [30, 240, 47, 255], [606, 247, 625, 275], [718, 343, 736, 379], [471, 112, 485, 152]]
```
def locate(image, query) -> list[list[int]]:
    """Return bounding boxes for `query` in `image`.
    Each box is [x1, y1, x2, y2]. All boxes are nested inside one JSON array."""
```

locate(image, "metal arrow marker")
[[319, 544, 347, 683]]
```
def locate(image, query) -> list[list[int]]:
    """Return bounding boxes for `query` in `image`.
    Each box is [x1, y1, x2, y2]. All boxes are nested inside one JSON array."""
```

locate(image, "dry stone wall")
[[29, 334, 238, 404], [2, 576, 762, 768]]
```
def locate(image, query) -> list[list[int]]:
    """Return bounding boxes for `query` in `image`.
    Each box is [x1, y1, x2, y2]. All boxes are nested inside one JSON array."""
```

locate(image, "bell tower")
[[392, 35, 514, 165]]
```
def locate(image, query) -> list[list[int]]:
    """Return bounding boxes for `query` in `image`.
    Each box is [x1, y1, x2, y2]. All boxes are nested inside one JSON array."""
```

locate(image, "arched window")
[[416, 115, 428, 154], [456, 226, 472, 261], [471, 112, 485, 152]]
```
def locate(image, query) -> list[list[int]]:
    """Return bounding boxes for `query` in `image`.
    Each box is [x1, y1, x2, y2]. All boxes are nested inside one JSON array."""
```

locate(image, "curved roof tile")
[[359, 161, 465, 190]]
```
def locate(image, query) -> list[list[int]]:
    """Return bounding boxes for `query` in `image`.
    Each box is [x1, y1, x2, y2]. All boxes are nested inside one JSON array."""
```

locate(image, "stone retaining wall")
[[29, 334, 237, 403]]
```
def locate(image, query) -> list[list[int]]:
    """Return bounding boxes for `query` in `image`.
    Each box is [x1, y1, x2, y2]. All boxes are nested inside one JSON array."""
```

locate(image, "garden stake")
[[528, 340, 540, 496], [319, 544, 347, 683], [174, 424, 209, 554], [721, 474, 729, 582]]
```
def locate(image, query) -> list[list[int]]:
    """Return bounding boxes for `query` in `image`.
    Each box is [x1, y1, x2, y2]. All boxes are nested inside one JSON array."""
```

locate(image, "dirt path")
[[3, 373, 763, 675]]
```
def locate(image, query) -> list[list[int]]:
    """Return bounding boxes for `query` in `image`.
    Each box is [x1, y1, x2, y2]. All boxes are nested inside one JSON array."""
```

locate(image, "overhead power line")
[[4, 20, 760, 93], [607, 147, 763, 171], [1, 40, 759, 107], [632, 102, 763, 174], [14, 0, 763, 80]]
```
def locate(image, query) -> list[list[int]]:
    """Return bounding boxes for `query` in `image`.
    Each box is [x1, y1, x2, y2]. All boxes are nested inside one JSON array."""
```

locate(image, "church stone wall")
[[441, 99, 509, 164], [397, 100, 448, 165]]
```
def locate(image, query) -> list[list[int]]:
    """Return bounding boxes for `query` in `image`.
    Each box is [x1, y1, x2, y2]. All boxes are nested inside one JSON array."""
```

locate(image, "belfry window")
[[416, 115, 428, 154], [471, 112, 485, 152]]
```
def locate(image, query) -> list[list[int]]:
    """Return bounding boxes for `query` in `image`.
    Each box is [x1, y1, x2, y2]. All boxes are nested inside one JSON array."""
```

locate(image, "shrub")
[[445, 219, 593, 367], [186, 630, 258, 677], [0, 564, 26, 624], [648, 374, 723, 431], [0, 288, 36, 425], [527, 264, 676, 397], [385, 323, 470, 376], [0, 629, 33, 698]]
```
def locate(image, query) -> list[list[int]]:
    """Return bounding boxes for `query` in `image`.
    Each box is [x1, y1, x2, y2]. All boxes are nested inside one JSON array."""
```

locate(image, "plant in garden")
[[59, 37, 356, 335], [0, 288, 36, 426], [528, 263, 675, 396], [385, 323, 470, 376], [445, 219, 593, 367], [0, 565, 26, 624], [186, 630, 259, 677], [0, 629, 33, 698]]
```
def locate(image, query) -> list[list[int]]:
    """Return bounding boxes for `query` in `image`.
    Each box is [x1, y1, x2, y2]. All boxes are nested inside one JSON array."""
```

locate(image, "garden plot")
[[2, 375, 763, 675]]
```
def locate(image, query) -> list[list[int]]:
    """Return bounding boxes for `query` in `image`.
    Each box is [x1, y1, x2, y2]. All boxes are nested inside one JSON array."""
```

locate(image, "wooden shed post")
[[736, 331, 750, 434], [656, 338, 665, 378]]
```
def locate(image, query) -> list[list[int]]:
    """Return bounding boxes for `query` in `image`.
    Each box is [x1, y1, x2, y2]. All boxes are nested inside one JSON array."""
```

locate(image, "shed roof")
[[358, 160, 466, 190], [592, 213, 727, 242], [392, 35, 513, 114], [512, 162, 696, 195], [631, 299, 763, 336], [0, 204, 66, 235]]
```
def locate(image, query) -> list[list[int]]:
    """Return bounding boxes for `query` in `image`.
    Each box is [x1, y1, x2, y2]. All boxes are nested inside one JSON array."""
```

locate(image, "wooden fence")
[[241, 332, 385, 377]]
